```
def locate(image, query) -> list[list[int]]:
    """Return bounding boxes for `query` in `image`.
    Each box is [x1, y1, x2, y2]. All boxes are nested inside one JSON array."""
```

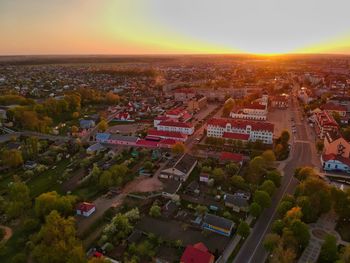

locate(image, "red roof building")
[[219, 152, 244, 164], [180, 243, 215, 263], [322, 102, 347, 117], [76, 202, 96, 217], [148, 129, 188, 142]]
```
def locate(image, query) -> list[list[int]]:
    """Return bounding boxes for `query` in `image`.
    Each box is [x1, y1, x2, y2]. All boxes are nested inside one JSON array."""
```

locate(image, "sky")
[[1, 0, 350, 55]]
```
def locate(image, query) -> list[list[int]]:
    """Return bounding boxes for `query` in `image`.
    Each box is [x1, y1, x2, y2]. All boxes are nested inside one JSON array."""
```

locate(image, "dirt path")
[[0, 225, 12, 243]]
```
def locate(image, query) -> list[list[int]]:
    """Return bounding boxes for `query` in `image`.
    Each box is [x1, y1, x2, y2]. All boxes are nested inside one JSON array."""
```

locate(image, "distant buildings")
[[206, 118, 274, 144], [187, 96, 207, 113], [174, 88, 196, 102], [229, 94, 268, 121]]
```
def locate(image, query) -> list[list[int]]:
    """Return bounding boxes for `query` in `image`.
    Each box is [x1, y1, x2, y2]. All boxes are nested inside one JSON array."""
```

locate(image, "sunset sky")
[[1, 0, 350, 55]]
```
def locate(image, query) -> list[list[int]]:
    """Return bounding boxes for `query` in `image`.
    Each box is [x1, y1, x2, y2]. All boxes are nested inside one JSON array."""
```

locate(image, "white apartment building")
[[157, 121, 194, 135], [206, 118, 274, 144]]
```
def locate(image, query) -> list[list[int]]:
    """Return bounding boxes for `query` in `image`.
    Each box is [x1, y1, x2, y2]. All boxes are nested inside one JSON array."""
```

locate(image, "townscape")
[[0, 54, 350, 263]]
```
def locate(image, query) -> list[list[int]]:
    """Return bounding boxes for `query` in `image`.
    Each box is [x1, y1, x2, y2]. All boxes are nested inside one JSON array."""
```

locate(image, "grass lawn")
[[27, 159, 70, 198]]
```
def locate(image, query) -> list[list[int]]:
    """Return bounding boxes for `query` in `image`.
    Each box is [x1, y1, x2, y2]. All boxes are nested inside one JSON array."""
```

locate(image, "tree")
[[261, 150, 276, 167], [225, 162, 239, 176], [274, 143, 285, 160], [319, 234, 339, 263], [266, 170, 282, 187], [296, 195, 317, 223], [212, 168, 225, 183], [230, 175, 246, 189], [316, 140, 324, 153], [149, 204, 161, 218], [171, 142, 186, 155], [97, 119, 108, 132], [253, 190, 271, 208], [339, 245, 350, 263], [6, 181, 31, 218], [271, 219, 285, 235], [295, 166, 317, 181], [106, 91, 120, 104], [290, 220, 310, 250], [249, 202, 262, 218], [2, 149, 23, 168], [102, 213, 133, 242], [246, 156, 265, 183], [143, 161, 153, 171], [263, 233, 281, 252], [237, 221, 250, 239], [259, 180, 276, 196], [280, 130, 290, 145], [277, 201, 294, 218], [284, 206, 303, 224], [195, 205, 208, 216], [71, 125, 79, 134], [223, 98, 235, 116], [35, 191, 76, 219], [270, 244, 296, 263], [32, 211, 85, 263]]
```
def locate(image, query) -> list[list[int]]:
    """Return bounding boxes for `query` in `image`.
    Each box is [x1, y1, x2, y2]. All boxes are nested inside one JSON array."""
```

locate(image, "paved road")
[[233, 94, 318, 263]]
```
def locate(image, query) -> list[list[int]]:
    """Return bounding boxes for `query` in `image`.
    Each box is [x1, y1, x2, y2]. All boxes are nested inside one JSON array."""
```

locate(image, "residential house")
[[224, 193, 249, 213], [159, 154, 197, 181], [76, 202, 96, 217], [79, 119, 95, 129], [321, 153, 350, 173], [314, 111, 339, 139], [180, 242, 215, 263], [219, 152, 244, 166], [202, 213, 235, 237]]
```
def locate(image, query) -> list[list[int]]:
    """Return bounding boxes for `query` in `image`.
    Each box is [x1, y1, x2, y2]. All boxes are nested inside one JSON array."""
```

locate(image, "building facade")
[[206, 118, 274, 144]]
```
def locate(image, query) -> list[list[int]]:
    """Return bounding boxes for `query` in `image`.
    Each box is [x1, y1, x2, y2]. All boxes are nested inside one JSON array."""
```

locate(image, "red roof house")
[[76, 202, 96, 217], [180, 243, 215, 263]]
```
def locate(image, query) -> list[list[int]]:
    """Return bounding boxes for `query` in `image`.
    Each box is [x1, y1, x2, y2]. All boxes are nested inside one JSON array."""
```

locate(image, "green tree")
[[195, 205, 208, 216], [253, 190, 271, 208], [97, 119, 108, 132], [259, 180, 276, 196], [266, 170, 282, 187], [271, 219, 285, 235], [32, 211, 85, 263], [296, 196, 317, 223], [225, 162, 239, 176], [277, 201, 294, 218], [212, 167, 225, 183], [263, 233, 281, 252], [319, 234, 339, 263], [149, 204, 161, 218], [249, 202, 262, 218], [35, 191, 76, 219], [290, 220, 310, 250], [316, 140, 324, 153], [247, 156, 265, 183], [280, 130, 290, 145], [261, 150, 276, 167], [237, 221, 250, 239], [2, 149, 23, 168], [6, 181, 31, 218], [230, 175, 246, 189]]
